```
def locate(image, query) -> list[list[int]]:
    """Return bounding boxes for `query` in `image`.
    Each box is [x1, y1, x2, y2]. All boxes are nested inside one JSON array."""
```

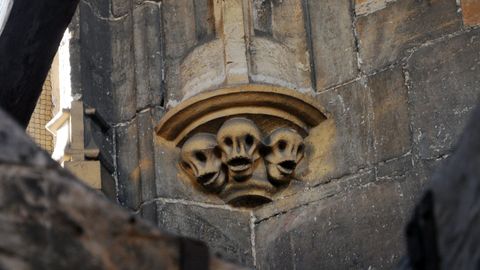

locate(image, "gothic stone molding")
[[155, 85, 327, 207]]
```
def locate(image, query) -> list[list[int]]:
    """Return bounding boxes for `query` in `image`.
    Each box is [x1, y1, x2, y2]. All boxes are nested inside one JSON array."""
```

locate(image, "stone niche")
[[156, 85, 327, 207]]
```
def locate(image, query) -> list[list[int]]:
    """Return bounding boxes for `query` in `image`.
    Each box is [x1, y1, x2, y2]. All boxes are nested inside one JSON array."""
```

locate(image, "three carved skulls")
[[180, 118, 305, 192]]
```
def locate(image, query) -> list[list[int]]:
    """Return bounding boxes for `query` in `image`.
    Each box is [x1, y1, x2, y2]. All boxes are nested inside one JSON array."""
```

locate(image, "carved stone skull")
[[263, 128, 305, 185], [217, 118, 262, 181], [180, 133, 226, 192]]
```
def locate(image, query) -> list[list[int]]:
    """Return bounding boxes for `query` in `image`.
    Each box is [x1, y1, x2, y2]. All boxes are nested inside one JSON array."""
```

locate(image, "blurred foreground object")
[[0, 0, 78, 127], [0, 108, 246, 270]]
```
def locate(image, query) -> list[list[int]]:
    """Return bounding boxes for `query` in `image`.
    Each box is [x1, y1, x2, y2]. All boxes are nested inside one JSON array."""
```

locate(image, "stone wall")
[[71, 0, 480, 269]]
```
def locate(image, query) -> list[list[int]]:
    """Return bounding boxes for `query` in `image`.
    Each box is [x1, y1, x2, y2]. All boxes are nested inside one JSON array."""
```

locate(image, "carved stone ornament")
[[156, 85, 328, 207]]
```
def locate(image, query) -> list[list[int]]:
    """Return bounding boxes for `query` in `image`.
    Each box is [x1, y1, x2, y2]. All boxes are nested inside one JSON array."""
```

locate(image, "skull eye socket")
[[195, 152, 207, 162], [224, 137, 233, 147], [278, 140, 287, 151], [245, 134, 254, 147]]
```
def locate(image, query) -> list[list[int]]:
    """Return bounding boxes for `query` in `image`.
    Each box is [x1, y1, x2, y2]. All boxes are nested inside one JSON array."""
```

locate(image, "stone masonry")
[[70, 0, 480, 269]]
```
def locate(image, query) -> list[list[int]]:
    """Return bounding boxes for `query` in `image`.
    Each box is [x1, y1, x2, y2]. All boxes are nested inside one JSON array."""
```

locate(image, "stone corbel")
[[155, 85, 328, 207]]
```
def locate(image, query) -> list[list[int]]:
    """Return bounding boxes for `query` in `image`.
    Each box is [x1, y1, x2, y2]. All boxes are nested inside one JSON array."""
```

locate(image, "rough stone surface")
[[355, 0, 396, 16], [155, 202, 254, 268], [369, 67, 411, 162], [407, 29, 480, 159], [307, 0, 358, 90], [116, 119, 141, 209], [79, 0, 136, 124], [255, 169, 421, 270], [310, 80, 373, 183], [249, 0, 312, 91], [137, 110, 157, 207], [356, 0, 462, 73], [162, 0, 197, 102], [133, 2, 164, 109]]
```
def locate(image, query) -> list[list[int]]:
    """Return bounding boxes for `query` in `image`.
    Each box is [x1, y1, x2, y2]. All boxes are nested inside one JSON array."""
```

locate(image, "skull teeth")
[[277, 160, 296, 174], [198, 172, 219, 185], [227, 157, 252, 172]]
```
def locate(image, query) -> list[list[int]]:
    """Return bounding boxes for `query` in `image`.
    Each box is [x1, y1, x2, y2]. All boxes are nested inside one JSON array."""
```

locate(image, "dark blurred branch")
[[0, 0, 79, 127]]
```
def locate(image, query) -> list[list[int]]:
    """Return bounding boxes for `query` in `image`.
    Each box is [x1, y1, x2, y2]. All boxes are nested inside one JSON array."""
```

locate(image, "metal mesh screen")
[[26, 73, 54, 154]]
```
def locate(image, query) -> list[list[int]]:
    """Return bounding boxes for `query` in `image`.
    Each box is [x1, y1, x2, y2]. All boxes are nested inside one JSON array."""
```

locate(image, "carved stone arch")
[[155, 84, 327, 146]]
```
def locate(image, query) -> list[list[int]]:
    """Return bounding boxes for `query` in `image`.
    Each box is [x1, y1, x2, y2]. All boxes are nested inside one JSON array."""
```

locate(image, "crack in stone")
[[134, 197, 249, 214], [249, 212, 257, 268]]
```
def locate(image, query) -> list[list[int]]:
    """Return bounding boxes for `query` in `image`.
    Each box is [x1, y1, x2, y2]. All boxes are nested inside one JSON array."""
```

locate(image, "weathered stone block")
[[193, 0, 215, 41], [133, 2, 164, 110], [307, 0, 358, 90], [110, 15, 136, 122], [163, 0, 197, 102], [356, 0, 462, 73], [111, 0, 131, 17], [250, 0, 312, 90], [79, 1, 114, 121], [307, 80, 373, 184], [355, 0, 394, 16], [369, 67, 411, 162], [376, 154, 413, 181], [155, 202, 254, 267], [137, 110, 156, 204], [255, 170, 375, 223], [407, 29, 480, 159], [376, 155, 424, 204], [116, 119, 141, 209], [461, 0, 480, 26], [82, 0, 110, 18], [255, 171, 417, 270], [65, 160, 102, 189], [80, 2, 136, 124], [100, 165, 117, 202]]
